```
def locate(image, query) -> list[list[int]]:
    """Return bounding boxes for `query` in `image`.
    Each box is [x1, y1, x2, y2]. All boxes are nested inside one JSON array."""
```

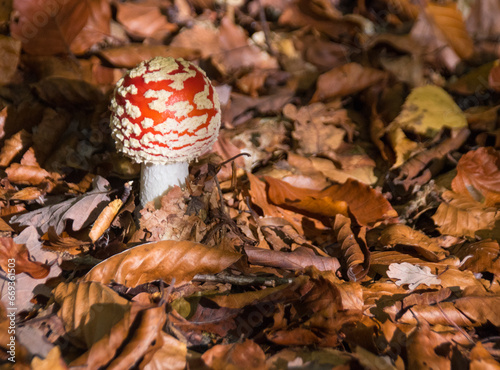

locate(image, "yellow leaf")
[[387, 126, 418, 168], [393, 85, 467, 136]]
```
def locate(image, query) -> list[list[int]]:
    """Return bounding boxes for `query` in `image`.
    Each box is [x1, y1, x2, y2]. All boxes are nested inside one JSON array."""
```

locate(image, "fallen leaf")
[[11, 176, 111, 236], [392, 85, 468, 137], [0, 35, 21, 85], [10, 0, 90, 55], [311, 62, 388, 102], [201, 340, 267, 370], [432, 191, 499, 238], [89, 199, 123, 243], [0, 237, 49, 279], [31, 346, 66, 370], [406, 322, 451, 370], [386, 262, 441, 290], [332, 214, 370, 282], [245, 245, 340, 273], [0, 129, 32, 167], [84, 240, 242, 287], [53, 281, 130, 348], [452, 147, 500, 206], [470, 342, 500, 370]]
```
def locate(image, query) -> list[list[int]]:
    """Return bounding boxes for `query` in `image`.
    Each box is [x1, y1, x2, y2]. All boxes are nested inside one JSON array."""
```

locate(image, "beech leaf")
[[386, 262, 441, 291], [84, 240, 242, 287]]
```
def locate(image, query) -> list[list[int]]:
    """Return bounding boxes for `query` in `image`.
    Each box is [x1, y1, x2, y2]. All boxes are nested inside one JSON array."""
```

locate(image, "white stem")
[[140, 161, 189, 208]]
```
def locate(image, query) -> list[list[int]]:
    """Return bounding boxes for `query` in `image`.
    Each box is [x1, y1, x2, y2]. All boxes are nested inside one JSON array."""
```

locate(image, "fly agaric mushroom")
[[110, 57, 221, 208]]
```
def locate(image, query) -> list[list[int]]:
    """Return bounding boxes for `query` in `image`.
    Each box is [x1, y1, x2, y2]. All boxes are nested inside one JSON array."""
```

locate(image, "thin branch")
[[193, 273, 293, 287]]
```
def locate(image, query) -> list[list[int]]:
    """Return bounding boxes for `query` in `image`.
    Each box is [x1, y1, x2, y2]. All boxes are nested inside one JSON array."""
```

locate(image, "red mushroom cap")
[[110, 57, 221, 164]]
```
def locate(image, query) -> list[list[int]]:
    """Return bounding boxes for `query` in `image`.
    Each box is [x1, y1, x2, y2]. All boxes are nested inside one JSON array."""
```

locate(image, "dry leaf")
[[452, 147, 500, 206], [311, 62, 388, 102], [84, 240, 242, 287], [332, 214, 370, 282], [387, 262, 441, 291], [0, 129, 32, 167], [392, 85, 468, 137], [53, 281, 130, 348], [201, 340, 267, 370], [89, 199, 123, 243], [0, 35, 21, 85], [407, 322, 451, 370], [11, 176, 111, 236], [10, 0, 90, 55]]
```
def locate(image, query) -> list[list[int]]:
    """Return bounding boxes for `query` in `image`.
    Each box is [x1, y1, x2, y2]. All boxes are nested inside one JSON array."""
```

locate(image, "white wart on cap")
[[110, 57, 221, 207]]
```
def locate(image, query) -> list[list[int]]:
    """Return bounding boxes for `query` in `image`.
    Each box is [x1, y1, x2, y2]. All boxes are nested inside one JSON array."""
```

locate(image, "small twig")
[[256, 0, 277, 57], [193, 273, 293, 287], [436, 302, 476, 345]]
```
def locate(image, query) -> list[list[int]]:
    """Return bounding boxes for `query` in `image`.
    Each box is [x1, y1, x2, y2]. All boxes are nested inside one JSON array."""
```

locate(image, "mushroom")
[[109, 57, 221, 208]]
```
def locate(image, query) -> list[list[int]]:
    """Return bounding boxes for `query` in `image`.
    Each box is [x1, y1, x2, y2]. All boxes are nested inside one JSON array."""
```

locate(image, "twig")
[[193, 273, 293, 287]]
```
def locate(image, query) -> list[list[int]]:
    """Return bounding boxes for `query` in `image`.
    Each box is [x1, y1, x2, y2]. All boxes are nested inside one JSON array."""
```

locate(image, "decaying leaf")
[[84, 240, 242, 287], [387, 262, 441, 290], [11, 176, 111, 236], [392, 85, 468, 137]]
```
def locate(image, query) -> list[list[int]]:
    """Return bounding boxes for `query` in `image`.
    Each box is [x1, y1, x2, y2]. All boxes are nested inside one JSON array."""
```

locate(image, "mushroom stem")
[[140, 161, 189, 208]]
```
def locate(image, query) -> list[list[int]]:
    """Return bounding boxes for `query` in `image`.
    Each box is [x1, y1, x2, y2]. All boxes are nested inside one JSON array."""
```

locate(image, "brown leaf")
[[70, 0, 110, 55], [84, 240, 242, 288], [142, 332, 187, 370], [115, 2, 177, 40], [432, 191, 499, 238], [452, 147, 500, 206], [71, 303, 166, 369], [212, 16, 279, 75], [332, 214, 370, 282], [425, 2, 474, 60], [406, 322, 451, 370], [378, 224, 447, 261], [201, 340, 267, 370], [31, 108, 69, 165], [31, 346, 66, 370], [245, 245, 340, 273], [0, 237, 49, 279], [53, 281, 130, 348], [470, 342, 500, 370], [0, 36, 21, 85], [453, 239, 500, 276], [265, 176, 397, 227], [10, 0, 90, 55], [311, 63, 388, 102], [98, 44, 201, 69], [0, 129, 32, 167]]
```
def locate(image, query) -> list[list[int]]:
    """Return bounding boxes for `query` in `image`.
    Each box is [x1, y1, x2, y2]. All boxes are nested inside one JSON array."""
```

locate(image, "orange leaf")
[[425, 2, 474, 59], [88, 199, 123, 243], [0, 237, 49, 279], [201, 340, 267, 370], [452, 147, 500, 206], [84, 240, 242, 287], [407, 322, 451, 369], [265, 176, 397, 227]]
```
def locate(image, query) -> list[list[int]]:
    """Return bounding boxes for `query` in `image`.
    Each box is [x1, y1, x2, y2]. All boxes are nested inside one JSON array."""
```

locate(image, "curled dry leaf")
[[332, 214, 370, 282], [244, 245, 340, 273], [453, 239, 500, 276], [470, 342, 500, 369], [84, 240, 242, 288], [452, 147, 500, 206], [89, 199, 123, 243], [201, 340, 267, 370], [6, 163, 60, 189], [53, 281, 130, 348], [386, 262, 441, 291], [0, 129, 32, 167]]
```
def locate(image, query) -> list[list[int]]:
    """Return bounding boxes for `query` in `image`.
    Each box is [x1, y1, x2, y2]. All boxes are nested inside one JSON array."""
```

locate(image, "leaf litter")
[[0, 0, 500, 369]]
